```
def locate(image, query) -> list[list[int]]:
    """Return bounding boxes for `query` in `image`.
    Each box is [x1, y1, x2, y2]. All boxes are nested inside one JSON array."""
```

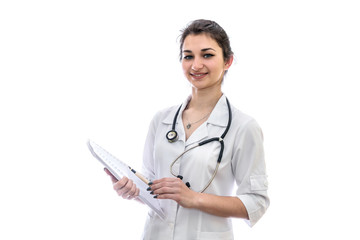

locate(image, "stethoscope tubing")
[[167, 97, 232, 192]]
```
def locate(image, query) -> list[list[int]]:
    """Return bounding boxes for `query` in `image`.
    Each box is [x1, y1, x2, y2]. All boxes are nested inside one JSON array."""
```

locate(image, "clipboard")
[[87, 140, 165, 220]]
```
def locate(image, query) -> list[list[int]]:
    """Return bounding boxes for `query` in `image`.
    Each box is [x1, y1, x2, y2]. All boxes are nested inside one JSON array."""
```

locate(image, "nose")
[[191, 58, 204, 71]]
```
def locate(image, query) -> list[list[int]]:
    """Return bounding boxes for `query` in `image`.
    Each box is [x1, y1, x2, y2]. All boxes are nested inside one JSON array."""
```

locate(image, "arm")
[[148, 177, 249, 219], [196, 193, 248, 219], [232, 120, 270, 226], [149, 119, 269, 225]]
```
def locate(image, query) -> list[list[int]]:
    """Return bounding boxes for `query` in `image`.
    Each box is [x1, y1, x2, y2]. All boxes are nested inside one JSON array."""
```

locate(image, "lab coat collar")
[[206, 94, 229, 128], [162, 94, 230, 145], [162, 95, 191, 125], [162, 94, 229, 127]]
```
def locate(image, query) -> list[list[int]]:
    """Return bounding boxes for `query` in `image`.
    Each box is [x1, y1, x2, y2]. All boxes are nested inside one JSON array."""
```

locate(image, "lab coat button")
[[264, 180, 268, 187]]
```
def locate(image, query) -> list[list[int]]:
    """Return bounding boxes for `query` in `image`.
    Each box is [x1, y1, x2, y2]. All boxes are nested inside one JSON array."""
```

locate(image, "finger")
[[104, 168, 118, 183], [153, 186, 181, 196], [151, 178, 183, 192], [122, 185, 137, 199], [104, 168, 111, 175], [155, 193, 180, 203], [155, 193, 170, 199], [118, 179, 136, 199], [126, 181, 138, 197], [151, 179, 184, 195], [128, 186, 140, 200], [113, 177, 129, 191], [151, 177, 177, 185]]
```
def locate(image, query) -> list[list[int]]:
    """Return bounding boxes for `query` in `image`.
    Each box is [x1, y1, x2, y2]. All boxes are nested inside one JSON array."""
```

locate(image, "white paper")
[[87, 140, 165, 220]]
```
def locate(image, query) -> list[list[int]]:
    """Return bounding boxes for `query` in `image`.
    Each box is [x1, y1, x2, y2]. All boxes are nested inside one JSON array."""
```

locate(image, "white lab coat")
[[141, 95, 269, 240]]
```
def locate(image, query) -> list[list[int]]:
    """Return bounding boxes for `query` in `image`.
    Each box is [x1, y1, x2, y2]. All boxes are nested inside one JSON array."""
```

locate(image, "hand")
[[148, 177, 199, 208], [104, 168, 139, 200]]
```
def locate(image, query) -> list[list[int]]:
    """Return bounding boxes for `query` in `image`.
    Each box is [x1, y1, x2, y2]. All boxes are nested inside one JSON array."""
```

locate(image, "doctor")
[[106, 19, 269, 240]]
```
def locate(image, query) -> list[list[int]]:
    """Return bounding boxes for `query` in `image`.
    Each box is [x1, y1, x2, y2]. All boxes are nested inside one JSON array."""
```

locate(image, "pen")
[[129, 166, 150, 185]]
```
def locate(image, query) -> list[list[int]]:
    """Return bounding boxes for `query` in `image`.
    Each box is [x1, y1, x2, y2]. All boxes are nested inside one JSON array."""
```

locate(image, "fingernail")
[[146, 187, 151, 191], [150, 191, 154, 195], [148, 181, 153, 186], [153, 195, 158, 198]]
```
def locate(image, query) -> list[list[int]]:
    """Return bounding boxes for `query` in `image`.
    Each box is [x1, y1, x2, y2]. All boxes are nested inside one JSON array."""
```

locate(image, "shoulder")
[[230, 105, 263, 139], [231, 105, 259, 128]]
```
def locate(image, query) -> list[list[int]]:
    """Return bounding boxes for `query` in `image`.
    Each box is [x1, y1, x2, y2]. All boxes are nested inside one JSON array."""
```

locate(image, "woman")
[[105, 19, 269, 239]]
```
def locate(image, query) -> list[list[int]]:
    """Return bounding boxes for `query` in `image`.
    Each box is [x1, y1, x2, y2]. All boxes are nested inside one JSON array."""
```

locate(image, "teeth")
[[193, 74, 204, 77]]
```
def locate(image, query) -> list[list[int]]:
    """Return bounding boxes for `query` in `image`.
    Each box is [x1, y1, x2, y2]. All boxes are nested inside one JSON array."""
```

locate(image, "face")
[[181, 33, 233, 91]]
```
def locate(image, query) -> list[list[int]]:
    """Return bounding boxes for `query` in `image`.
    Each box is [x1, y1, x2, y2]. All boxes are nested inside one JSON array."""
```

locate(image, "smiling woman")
[[181, 34, 233, 93], [105, 19, 269, 240]]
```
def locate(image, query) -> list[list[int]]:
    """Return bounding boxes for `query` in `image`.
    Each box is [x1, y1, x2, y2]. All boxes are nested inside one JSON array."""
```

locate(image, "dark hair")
[[179, 19, 233, 62]]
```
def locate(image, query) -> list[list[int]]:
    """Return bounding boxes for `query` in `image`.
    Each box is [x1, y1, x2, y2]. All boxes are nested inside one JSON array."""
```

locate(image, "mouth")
[[190, 72, 208, 80]]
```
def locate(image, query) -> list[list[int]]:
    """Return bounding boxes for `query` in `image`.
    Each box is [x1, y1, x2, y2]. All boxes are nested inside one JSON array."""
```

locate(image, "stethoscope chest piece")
[[166, 130, 178, 143], [166, 104, 182, 143]]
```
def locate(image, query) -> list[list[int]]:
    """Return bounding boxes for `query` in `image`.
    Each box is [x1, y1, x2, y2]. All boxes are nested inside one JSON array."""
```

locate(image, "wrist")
[[192, 192, 203, 209]]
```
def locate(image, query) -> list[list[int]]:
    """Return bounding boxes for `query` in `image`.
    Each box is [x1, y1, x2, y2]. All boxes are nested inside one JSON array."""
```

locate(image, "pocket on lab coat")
[[199, 229, 234, 239]]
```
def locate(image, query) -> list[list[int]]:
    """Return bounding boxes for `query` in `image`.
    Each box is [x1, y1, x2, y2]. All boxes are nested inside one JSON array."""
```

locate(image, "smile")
[[190, 73, 208, 79]]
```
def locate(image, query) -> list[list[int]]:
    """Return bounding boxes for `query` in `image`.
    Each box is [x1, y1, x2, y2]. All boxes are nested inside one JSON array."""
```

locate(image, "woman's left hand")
[[148, 177, 199, 208]]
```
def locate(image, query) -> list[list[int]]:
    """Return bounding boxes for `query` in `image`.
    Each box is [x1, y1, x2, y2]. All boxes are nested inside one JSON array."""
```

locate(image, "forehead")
[[183, 33, 221, 51]]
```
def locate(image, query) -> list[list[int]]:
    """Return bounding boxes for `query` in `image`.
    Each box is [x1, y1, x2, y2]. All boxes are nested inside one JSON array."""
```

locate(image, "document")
[[87, 140, 165, 220]]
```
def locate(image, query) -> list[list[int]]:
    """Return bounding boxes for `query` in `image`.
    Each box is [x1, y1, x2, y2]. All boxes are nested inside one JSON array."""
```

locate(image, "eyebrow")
[[183, 48, 216, 53]]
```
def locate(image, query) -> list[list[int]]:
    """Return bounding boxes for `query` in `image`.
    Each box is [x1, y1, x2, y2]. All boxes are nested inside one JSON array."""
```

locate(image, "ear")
[[224, 55, 234, 70]]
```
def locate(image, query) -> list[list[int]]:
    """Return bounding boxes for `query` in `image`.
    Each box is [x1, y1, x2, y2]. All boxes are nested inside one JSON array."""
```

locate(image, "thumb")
[[104, 168, 118, 183]]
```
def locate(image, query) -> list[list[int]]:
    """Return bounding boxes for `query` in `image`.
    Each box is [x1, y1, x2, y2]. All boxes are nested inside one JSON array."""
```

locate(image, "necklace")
[[185, 111, 211, 129]]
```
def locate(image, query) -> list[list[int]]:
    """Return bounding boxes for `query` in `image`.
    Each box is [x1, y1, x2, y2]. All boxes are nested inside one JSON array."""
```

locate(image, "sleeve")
[[141, 112, 161, 181], [232, 119, 270, 227]]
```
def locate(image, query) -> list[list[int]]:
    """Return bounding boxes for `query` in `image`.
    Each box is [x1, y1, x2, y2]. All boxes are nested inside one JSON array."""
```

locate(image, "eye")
[[183, 55, 193, 60], [204, 54, 214, 58]]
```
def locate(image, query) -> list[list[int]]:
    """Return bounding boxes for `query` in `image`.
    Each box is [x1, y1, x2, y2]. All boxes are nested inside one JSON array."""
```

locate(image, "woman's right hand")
[[104, 168, 140, 200]]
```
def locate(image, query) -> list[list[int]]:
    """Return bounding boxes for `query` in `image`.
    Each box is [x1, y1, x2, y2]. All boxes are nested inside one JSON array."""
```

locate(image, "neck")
[[189, 87, 223, 111]]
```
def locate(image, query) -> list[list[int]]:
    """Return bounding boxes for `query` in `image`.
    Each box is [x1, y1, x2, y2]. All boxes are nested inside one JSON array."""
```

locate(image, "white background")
[[1, 0, 359, 239]]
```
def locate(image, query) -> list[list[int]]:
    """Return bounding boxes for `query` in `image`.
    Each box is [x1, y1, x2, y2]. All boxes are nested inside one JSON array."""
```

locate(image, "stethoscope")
[[166, 97, 232, 193]]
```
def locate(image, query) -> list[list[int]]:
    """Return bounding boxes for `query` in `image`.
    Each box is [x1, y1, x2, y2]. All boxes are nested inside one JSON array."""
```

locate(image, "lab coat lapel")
[[206, 95, 229, 128], [161, 97, 191, 143], [185, 123, 208, 146], [185, 95, 229, 146]]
